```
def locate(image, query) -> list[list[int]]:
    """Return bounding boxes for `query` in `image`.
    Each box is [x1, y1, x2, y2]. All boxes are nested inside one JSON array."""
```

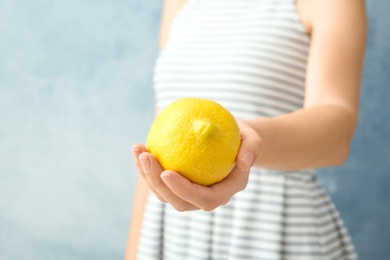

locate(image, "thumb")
[[237, 151, 255, 173], [235, 119, 263, 172]]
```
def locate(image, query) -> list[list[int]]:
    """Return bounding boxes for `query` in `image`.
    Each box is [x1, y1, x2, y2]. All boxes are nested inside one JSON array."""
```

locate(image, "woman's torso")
[[153, 0, 310, 119]]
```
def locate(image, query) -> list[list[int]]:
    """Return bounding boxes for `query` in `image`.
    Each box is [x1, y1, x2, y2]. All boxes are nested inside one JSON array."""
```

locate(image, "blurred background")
[[0, 0, 389, 259]]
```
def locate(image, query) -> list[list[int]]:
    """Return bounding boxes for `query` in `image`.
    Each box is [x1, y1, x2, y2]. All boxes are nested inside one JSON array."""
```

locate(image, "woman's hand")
[[131, 118, 263, 212]]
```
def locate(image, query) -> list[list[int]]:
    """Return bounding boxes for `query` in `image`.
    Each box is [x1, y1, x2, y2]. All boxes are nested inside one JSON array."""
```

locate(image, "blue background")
[[0, 0, 389, 259]]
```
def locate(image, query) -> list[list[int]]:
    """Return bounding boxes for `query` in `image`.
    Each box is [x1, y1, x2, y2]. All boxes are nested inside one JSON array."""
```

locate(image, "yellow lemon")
[[146, 98, 241, 186]]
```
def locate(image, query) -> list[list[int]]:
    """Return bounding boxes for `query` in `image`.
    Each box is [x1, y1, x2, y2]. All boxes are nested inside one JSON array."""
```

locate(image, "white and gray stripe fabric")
[[137, 0, 357, 259]]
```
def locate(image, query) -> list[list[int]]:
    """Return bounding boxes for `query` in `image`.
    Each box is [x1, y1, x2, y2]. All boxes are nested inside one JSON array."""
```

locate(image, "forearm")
[[247, 104, 358, 170], [125, 176, 149, 260]]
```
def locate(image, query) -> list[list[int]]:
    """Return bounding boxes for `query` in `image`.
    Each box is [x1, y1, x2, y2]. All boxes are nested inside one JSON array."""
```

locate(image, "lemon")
[[146, 98, 241, 186]]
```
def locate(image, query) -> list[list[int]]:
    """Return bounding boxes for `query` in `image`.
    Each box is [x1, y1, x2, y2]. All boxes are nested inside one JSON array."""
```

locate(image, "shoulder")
[[159, 0, 189, 49]]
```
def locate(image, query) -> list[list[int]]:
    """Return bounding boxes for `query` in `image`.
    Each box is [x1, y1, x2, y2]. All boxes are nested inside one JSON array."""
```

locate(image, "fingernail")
[[139, 155, 151, 173], [132, 147, 141, 153], [241, 152, 254, 170], [161, 172, 174, 188], [131, 148, 141, 161]]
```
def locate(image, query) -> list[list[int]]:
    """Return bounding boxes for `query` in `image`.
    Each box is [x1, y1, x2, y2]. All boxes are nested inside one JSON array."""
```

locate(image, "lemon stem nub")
[[193, 120, 217, 139]]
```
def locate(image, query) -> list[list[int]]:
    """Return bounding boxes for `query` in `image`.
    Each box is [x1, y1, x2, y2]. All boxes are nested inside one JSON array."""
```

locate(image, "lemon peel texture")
[[146, 98, 241, 186]]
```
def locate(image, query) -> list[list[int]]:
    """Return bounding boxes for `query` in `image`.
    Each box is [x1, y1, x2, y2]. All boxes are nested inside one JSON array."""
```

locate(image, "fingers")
[[131, 123, 256, 213], [131, 144, 148, 177], [131, 144, 197, 210], [139, 152, 198, 211], [162, 166, 249, 212], [131, 144, 166, 203], [211, 165, 249, 199], [161, 171, 215, 211], [235, 119, 263, 172]]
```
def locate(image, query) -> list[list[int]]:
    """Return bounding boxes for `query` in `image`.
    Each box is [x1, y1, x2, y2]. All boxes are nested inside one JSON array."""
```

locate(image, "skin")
[[125, 0, 367, 259]]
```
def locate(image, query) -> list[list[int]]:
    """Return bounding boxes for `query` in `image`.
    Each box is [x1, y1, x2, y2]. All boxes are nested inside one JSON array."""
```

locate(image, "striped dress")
[[137, 0, 358, 259]]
